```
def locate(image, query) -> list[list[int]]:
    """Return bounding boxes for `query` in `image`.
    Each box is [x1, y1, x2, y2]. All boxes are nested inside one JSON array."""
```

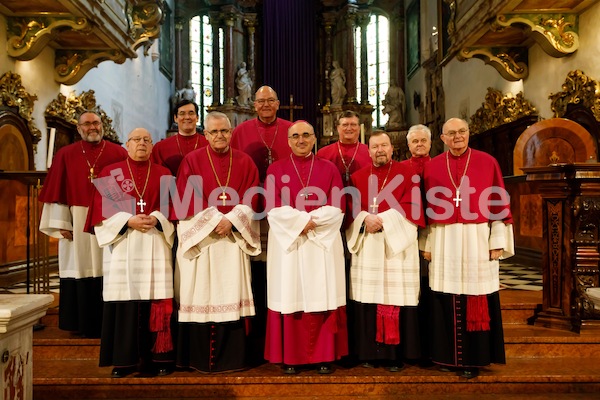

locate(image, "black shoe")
[[439, 366, 455, 372], [362, 362, 376, 369], [111, 367, 134, 378], [317, 364, 333, 374], [157, 367, 173, 376], [283, 365, 298, 375], [460, 367, 479, 379], [389, 362, 404, 372]]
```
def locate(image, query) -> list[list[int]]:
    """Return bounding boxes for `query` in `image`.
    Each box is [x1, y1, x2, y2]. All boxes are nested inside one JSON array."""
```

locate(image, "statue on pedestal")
[[330, 61, 347, 107], [171, 81, 196, 112], [382, 83, 406, 131], [235, 62, 253, 107]]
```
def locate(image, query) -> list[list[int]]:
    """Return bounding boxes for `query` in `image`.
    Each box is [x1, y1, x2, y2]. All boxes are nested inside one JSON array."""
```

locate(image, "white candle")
[[47, 127, 56, 169], [360, 123, 365, 144]]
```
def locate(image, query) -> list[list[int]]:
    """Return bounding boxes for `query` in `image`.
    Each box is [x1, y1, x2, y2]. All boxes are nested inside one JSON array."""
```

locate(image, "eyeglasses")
[[255, 98, 278, 105], [78, 121, 102, 128], [206, 129, 231, 136], [289, 132, 314, 140], [443, 128, 469, 137], [128, 137, 152, 144], [177, 111, 197, 117]]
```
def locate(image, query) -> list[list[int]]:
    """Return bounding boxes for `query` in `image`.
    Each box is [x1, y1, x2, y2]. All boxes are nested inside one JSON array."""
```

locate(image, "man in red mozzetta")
[[422, 117, 514, 379], [87, 127, 176, 378], [39, 110, 127, 339]]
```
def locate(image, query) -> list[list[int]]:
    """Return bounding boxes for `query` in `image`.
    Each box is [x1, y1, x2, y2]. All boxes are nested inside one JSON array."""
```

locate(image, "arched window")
[[356, 13, 390, 128], [190, 15, 224, 126]]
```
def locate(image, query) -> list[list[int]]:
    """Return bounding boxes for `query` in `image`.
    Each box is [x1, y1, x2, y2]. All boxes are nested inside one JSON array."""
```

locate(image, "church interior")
[[1, 0, 600, 398]]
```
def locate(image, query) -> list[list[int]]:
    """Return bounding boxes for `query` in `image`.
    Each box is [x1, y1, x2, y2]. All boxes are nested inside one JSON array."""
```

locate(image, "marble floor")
[[1, 262, 542, 295]]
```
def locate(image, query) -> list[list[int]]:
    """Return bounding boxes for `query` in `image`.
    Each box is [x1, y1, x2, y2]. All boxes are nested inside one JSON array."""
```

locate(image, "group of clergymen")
[[38, 85, 514, 379]]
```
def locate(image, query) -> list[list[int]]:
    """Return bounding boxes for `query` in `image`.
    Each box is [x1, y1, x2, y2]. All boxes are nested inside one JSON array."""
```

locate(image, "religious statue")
[[330, 61, 347, 107], [171, 80, 196, 110], [235, 62, 253, 107], [382, 83, 406, 131]]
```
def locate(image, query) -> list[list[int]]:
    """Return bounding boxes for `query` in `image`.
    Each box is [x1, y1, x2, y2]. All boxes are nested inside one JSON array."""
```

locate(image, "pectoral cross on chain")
[[137, 199, 146, 213], [453, 190, 462, 207], [370, 197, 379, 214], [266, 149, 273, 165], [89, 168, 96, 182], [300, 191, 313, 198], [219, 192, 228, 206]]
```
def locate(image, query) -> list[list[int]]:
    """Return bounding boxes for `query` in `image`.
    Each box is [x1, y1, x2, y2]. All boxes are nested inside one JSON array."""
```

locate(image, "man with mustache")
[[39, 110, 127, 338]]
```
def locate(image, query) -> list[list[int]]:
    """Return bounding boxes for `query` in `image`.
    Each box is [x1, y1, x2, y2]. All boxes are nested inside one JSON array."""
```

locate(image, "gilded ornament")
[[469, 87, 538, 134], [45, 90, 121, 144], [549, 70, 600, 122], [0, 71, 42, 146]]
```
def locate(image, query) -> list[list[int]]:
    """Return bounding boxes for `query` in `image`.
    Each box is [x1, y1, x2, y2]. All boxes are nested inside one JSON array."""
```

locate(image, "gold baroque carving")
[[45, 90, 121, 144], [6, 16, 91, 61], [468, 87, 538, 135], [459, 47, 528, 82], [0, 71, 42, 145], [549, 70, 600, 123], [494, 14, 579, 58], [54, 50, 127, 86], [129, 0, 165, 55]]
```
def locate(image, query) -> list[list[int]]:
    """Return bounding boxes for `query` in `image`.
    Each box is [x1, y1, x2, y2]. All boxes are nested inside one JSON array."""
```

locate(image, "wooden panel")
[[514, 118, 597, 175]]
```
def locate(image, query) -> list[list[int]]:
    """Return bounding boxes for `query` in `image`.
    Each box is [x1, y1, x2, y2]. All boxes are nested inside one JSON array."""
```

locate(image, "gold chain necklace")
[[206, 146, 233, 206], [337, 141, 360, 183], [446, 148, 472, 207], [369, 160, 393, 214], [126, 158, 152, 213], [176, 134, 200, 157], [290, 153, 315, 198], [80, 140, 106, 182], [255, 119, 279, 165]]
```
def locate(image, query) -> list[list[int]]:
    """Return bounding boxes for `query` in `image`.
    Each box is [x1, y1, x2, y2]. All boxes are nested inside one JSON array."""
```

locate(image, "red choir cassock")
[[400, 155, 431, 180], [349, 160, 424, 227], [264, 154, 348, 366], [40, 140, 128, 207], [231, 117, 293, 182], [423, 148, 513, 370], [38, 139, 127, 338], [151, 133, 208, 176], [317, 141, 371, 186], [174, 146, 259, 219], [424, 149, 512, 225], [87, 158, 173, 226], [86, 157, 176, 370], [348, 160, 425, 364]]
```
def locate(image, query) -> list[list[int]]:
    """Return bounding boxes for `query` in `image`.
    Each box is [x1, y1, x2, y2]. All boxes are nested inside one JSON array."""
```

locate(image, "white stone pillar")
[[0, 294, 54, 400]]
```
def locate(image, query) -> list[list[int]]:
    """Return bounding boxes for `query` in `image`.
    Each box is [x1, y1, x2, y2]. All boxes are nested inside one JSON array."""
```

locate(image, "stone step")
[[32, 357, 600, 399]]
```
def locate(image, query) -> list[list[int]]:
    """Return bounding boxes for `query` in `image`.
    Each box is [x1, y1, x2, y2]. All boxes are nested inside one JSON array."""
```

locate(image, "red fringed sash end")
[[466, 295, 490, 332], [376, 305, 400, 345], [150, 299, 174, 353]]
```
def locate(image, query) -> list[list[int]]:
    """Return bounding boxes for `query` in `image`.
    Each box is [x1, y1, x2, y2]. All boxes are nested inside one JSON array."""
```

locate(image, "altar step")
[[32, 290, 600, 399]]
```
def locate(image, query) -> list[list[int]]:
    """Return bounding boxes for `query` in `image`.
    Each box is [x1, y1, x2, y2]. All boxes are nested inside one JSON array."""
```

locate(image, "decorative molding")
[[469, 87, 538, 134], [6, 16, 92, 61], [44, 90, 121, 144], [549, 70, 600, 123], [0, 71, 42, 145], [493, 14, 579, 58], [54, 50, 127, 86], [129, 0, 165, 55], [459, 46, 528, 81]]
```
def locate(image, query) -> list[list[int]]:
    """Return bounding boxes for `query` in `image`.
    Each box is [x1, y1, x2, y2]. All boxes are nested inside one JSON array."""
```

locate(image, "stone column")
[[209, 11, 221, 107], [344, 5, 358, 104], [357, 11, 370, 105], [174, 17, 185, 89], [323, 13, 336, 107], [243, 14, 257, 97], [390, 6, 406, 87], [0, 294, 54, 400], [222, 10, 237, 105]]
